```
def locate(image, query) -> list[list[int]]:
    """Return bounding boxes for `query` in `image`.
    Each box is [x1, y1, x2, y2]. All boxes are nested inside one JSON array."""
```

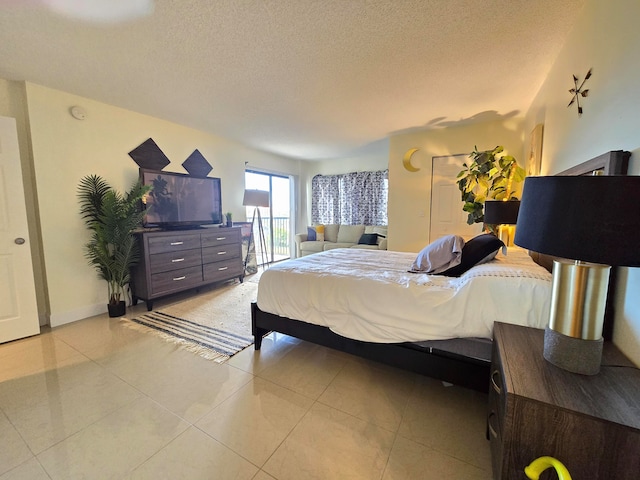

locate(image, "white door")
[[0, 116, 39, 343], [430, 154, 482, 242]]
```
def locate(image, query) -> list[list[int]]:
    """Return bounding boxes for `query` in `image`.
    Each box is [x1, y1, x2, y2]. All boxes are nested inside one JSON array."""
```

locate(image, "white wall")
[[523, 0, 640, 364], [388, 119, 524, 253], [22, 82, 302, 326]]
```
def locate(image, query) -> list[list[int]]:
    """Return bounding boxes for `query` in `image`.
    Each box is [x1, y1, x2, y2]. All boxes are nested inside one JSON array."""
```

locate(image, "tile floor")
[[0, 292, 492, 479]]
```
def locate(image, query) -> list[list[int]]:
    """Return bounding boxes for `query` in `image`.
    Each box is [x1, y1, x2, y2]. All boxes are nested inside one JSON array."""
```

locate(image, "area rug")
[[123, 279, 258, 362]]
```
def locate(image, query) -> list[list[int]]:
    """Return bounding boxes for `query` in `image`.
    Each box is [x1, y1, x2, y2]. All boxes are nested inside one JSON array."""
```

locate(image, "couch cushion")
[[351, 244, 380, 250], [337, 225, 365, 243], [299, 241, 325, 253], [323, 242, 355, 251], [324, 224, 340, 243]]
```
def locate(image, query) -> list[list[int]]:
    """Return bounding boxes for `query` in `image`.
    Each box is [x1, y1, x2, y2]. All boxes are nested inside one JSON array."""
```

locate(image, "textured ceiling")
[[0, 0, 585, 160]]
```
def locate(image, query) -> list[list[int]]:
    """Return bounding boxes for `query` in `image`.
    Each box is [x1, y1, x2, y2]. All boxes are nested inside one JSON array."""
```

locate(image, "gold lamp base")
[[544, 259, 610, 375]]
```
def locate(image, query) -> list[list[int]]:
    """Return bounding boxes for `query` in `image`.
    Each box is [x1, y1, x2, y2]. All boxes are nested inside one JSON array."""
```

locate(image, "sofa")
[[295, 224, 388, 257]]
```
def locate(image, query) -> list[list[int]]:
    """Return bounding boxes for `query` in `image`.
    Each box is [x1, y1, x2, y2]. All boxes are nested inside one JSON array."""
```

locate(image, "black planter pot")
[[107, 301, 126, 318]]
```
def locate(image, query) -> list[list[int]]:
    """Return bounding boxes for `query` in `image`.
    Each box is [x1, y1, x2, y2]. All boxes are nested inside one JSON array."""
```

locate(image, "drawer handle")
[[217, 251, 227, 255], [172, 276, 186, 281], [487, 412, 498, 439], [218, 266, 228, 271], [216, 237, 226, 241], [170, 241, 184, 246], [171, 258, 185, 263], [491, 369, 502, 395]]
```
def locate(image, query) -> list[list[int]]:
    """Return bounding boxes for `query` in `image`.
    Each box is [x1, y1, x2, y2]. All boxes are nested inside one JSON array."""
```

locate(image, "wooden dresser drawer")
[[149, 249, 202, 274], [202, 244, 241, 264], [151, 265, 203, 295], [203, 259, 243, 283], [201, 229, 240, 248], [148, 234, 201, 255]]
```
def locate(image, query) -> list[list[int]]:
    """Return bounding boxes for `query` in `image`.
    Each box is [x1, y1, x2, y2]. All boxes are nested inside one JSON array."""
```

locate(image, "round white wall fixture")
[[70, 106, 87, 120]]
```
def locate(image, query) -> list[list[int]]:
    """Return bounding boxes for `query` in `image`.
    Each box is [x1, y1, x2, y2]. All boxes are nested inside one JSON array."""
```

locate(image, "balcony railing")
[[252, 216, 290, 264]]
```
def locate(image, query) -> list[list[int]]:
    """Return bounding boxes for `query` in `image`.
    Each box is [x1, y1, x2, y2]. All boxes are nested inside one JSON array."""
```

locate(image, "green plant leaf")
[[78, 175, 151, 305]]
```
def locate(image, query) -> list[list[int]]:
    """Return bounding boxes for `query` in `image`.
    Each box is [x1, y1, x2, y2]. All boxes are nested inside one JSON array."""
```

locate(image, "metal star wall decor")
[[568, 68, 592, 116]]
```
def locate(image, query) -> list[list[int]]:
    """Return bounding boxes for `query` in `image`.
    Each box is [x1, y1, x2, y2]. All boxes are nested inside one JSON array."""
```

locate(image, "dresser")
[[488, 322, 640, 480], [131, 227, 243, 310]]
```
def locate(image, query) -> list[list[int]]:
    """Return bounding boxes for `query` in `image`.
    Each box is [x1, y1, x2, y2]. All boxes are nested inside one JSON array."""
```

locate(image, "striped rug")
[[123, 279, 257, 362]]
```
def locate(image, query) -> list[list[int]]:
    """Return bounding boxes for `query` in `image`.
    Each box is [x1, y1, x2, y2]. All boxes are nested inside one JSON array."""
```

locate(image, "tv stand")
[[131, 226, 243, 310]]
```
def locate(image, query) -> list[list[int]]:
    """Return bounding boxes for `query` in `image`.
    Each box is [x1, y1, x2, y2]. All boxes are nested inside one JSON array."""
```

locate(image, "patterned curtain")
[[311, 170, 388, 225], [311, 174, 340, 224]]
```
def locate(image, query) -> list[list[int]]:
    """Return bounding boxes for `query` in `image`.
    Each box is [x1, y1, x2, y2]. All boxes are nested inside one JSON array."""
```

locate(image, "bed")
[[251, 150, 630, 392]]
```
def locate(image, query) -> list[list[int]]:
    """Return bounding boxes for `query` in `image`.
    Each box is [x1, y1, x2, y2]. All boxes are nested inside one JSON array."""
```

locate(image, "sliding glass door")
[[245, 170, 292, 265]]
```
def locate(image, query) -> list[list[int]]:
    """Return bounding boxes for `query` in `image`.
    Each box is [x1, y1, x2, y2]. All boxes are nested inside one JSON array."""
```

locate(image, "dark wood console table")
[[131, 227, 243, 310], [488, 322, 640, 480]]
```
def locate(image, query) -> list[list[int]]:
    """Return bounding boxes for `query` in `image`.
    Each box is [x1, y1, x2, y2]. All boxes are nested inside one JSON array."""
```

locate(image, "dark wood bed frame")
[[251, 150, 630, 393]]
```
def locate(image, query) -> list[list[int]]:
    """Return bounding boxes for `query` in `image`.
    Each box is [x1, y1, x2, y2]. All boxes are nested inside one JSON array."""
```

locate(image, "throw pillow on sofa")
[[305, 225, 325, 241], [358, 233, 380, 245], [307, 226, 317, 241]]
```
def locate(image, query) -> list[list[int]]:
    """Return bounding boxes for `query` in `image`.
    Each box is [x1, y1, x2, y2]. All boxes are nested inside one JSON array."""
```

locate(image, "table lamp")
[[483, 200, 520, 246], [514, 175, 640, 375]]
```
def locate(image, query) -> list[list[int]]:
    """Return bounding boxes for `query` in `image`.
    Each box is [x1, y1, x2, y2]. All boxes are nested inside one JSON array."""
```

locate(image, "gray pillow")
[[409, 235, 465, 274]]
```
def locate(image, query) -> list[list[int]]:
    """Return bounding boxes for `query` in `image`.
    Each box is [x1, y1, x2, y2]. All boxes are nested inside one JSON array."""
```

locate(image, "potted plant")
[[225, 211, 233, 227], [77, 174, 151, 317], [456, 145, 526, 226]]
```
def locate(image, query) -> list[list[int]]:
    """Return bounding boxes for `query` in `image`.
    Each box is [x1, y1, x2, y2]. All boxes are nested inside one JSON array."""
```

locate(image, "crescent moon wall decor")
[[402, 148, 420, 172]]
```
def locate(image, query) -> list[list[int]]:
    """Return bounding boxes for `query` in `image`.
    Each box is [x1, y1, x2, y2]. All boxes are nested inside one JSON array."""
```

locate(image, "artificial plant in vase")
[[456, 145, 526, 226], [78, 174, 152, 317]]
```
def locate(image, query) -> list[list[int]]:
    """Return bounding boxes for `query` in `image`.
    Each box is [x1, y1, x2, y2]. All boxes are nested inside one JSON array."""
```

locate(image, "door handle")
[[14, 238, 26, 245]]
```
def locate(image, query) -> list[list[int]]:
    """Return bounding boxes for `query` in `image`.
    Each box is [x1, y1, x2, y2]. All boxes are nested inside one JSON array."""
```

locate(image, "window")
[[311, 170, 388, 225]]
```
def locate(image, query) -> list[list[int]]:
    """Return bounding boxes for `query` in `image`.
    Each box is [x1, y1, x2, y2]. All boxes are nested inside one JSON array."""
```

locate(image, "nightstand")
[[488, 322, 640, 480]]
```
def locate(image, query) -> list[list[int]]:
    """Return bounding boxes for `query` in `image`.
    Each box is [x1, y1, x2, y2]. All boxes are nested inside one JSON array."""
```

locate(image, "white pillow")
[[409, 235, 465, 274]]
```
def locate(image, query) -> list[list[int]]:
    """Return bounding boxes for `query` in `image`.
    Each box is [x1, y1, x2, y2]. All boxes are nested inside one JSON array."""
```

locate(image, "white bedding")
[[257, 247, 552, 343]]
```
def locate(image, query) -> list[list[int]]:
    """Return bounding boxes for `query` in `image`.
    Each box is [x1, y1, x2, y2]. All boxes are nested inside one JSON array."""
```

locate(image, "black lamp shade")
[[484, 200, 520, 225], [514, 176, 640, 266]]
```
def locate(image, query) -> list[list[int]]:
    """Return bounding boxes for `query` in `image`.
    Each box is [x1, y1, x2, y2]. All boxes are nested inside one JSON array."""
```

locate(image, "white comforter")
[[257, 247, 552, 343]]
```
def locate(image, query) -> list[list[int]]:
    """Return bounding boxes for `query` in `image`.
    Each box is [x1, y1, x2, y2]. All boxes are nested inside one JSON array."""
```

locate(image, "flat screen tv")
[[139, 168, 223, 228]]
